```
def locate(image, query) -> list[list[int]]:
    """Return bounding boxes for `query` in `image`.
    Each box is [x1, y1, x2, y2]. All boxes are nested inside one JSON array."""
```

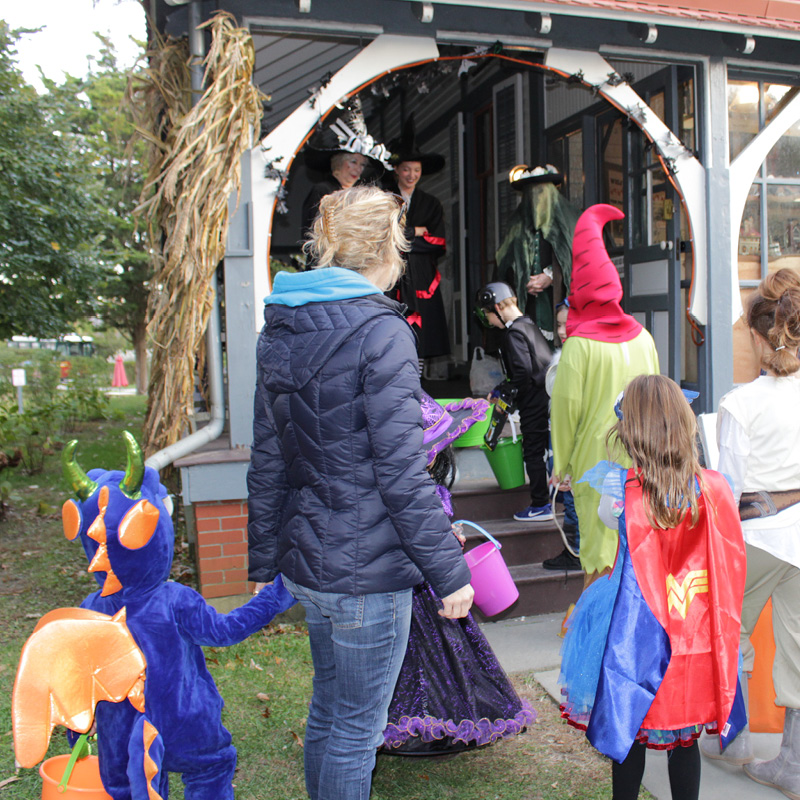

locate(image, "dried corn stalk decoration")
[[130, 11, 264, 457]]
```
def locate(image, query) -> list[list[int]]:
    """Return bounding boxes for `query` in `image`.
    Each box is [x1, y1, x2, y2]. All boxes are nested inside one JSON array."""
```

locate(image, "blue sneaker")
[[513, 503, 554, 522]]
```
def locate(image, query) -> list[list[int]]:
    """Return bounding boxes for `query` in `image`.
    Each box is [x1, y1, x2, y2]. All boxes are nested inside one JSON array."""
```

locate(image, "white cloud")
[[2, 0, 147, 88]]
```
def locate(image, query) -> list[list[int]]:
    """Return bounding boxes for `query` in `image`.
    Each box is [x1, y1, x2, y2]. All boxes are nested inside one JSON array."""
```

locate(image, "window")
[[729, 79, 800, 288], [729, 76, 800, 381]]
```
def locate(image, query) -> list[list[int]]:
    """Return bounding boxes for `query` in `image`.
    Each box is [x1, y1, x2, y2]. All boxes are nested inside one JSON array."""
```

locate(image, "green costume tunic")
[[551, 331, 660, 574]]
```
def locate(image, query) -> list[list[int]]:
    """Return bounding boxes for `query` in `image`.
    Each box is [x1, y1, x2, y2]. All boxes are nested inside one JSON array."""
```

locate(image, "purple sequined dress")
[[383, 581, 536, 755]]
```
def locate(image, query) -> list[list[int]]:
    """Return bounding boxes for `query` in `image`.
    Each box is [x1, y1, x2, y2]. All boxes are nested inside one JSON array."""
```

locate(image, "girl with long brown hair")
[[559, 374, 746, 800], [705, 268, 800, 798]]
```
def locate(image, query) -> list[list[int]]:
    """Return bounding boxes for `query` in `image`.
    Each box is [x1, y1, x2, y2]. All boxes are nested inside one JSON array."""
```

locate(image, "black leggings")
[[612, 740, 701, 800]]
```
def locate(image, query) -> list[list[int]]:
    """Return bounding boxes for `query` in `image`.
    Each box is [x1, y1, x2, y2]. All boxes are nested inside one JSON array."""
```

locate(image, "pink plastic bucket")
[[457, 520, 519, 616]]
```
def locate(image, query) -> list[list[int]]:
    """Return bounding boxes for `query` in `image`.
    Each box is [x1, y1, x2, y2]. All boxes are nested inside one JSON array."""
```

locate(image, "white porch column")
[[706, 58, 734, 407]]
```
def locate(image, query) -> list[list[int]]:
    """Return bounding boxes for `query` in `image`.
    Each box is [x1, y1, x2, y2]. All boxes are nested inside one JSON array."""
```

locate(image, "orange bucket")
[[40, 754, 111, 800]]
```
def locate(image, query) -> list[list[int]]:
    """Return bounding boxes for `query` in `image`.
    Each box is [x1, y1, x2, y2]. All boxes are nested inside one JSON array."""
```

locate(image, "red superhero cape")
[[625, 469, 746, 731]]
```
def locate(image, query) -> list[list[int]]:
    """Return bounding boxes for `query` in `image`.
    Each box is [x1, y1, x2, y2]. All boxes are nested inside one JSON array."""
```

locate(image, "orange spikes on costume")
[[62, 499, 81, 541], [100, 571, 123, 597], [119, 500, 160, 550], [87, 542, 123, 596], [84, 486, 123, 596], [143, 720, 165, 800], [87, 486, 109, 544], [12, 607, 147, 768], [128, 676, 146, 712], [88, 544, 112, 574]]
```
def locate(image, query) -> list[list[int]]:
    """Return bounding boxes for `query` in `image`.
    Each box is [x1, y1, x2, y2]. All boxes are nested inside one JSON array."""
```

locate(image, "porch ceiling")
[[252, 30, 367, 134]]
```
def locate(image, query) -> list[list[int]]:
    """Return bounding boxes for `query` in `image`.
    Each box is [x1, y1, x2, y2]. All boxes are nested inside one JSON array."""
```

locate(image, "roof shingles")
[[535, 0, 800, 31]]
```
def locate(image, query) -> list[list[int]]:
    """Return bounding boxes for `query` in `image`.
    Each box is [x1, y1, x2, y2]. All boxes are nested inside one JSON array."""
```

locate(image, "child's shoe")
[[514, 504, 554, 522], [543, 548, 582, 571]]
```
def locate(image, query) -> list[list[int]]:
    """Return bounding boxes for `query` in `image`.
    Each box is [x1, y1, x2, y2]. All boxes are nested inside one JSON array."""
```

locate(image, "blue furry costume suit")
[[62, 434, 295, 799]]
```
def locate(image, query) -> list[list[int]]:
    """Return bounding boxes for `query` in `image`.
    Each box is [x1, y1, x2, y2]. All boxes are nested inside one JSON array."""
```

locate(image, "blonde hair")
[[303, 186, 409, 290], [607, 374, 703, 530], [747, 268, 800, 377]]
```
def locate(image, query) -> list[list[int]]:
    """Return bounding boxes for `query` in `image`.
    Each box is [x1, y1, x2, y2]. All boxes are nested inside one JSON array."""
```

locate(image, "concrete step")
[[471, 563, 583, 622], [453, 446, 497, 482]]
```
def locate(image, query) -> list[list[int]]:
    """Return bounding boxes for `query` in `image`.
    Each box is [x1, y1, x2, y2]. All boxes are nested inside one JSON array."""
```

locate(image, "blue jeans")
[[282, 577, 412, 800]]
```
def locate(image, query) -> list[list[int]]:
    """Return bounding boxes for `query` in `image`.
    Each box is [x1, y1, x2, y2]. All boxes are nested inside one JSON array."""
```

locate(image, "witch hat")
[[420, 392, 490, 466], [566, 204, 643, 343], [304, 97, 391, 173], [508, 163, 564, 191], [388, 114, 445, 174]]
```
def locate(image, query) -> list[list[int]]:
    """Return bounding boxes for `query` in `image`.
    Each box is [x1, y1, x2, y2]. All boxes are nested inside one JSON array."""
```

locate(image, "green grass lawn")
[[0, 395, 650, 799]]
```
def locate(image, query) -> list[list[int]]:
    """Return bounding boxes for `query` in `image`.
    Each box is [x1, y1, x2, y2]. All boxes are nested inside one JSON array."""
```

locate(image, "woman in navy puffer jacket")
[[247, 186, 472, 800]]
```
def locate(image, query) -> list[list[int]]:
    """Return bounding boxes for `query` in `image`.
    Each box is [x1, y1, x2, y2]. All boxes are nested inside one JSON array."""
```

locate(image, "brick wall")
[[194, 501, 249, 598]]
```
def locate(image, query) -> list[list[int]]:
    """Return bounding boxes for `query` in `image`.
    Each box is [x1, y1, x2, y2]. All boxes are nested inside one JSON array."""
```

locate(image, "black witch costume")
[[386, 117, 451, 359]]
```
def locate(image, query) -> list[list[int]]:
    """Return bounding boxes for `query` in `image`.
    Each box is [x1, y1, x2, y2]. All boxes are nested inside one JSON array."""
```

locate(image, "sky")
[[1, 0, 147, 89]]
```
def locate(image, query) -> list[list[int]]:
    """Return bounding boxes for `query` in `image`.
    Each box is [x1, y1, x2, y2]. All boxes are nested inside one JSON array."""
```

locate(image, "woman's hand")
[[451, 522, 466, 548], [252, 582, 269, 595], [439, 583, 474, 618], [526, 273, 553, 295], [414, 226, 429, 237]]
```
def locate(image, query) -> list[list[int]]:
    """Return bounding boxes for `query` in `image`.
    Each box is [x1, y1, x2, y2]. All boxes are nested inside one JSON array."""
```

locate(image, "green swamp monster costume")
[[495, 168, 581, 339]]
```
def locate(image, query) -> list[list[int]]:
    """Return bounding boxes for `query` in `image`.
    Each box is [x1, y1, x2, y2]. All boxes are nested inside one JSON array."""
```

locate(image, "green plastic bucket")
[[436, 398, 491, 448], [480, 437, 525, 489]]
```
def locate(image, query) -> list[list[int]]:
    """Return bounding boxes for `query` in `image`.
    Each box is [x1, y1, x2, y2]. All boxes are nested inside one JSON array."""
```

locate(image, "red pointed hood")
[[566, 204, 643, 343]]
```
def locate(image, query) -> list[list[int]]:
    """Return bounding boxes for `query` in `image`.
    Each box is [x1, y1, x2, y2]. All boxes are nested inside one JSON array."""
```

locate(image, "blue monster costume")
[[59, 433, 296, 800]]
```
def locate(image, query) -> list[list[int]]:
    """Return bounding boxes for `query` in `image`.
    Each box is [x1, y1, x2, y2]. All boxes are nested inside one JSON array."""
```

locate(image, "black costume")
[[500, 315, 551, 507], [392, 188, 451, 359]]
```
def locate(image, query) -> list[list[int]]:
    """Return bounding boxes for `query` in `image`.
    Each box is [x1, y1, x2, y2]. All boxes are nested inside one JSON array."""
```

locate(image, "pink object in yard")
[[456, 520, 519, 617], [111, 355, 129, 388]]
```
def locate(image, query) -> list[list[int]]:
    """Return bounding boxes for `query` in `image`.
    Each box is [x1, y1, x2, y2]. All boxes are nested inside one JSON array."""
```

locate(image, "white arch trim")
[[249, 37, 708, 328], [729, 91, 800, 323], [545, 49, 708, 325]]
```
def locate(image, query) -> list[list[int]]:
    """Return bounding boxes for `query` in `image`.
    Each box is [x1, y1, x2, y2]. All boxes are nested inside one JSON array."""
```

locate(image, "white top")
[[545, 348, 561, 397], [717, 372, 800, 568]]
